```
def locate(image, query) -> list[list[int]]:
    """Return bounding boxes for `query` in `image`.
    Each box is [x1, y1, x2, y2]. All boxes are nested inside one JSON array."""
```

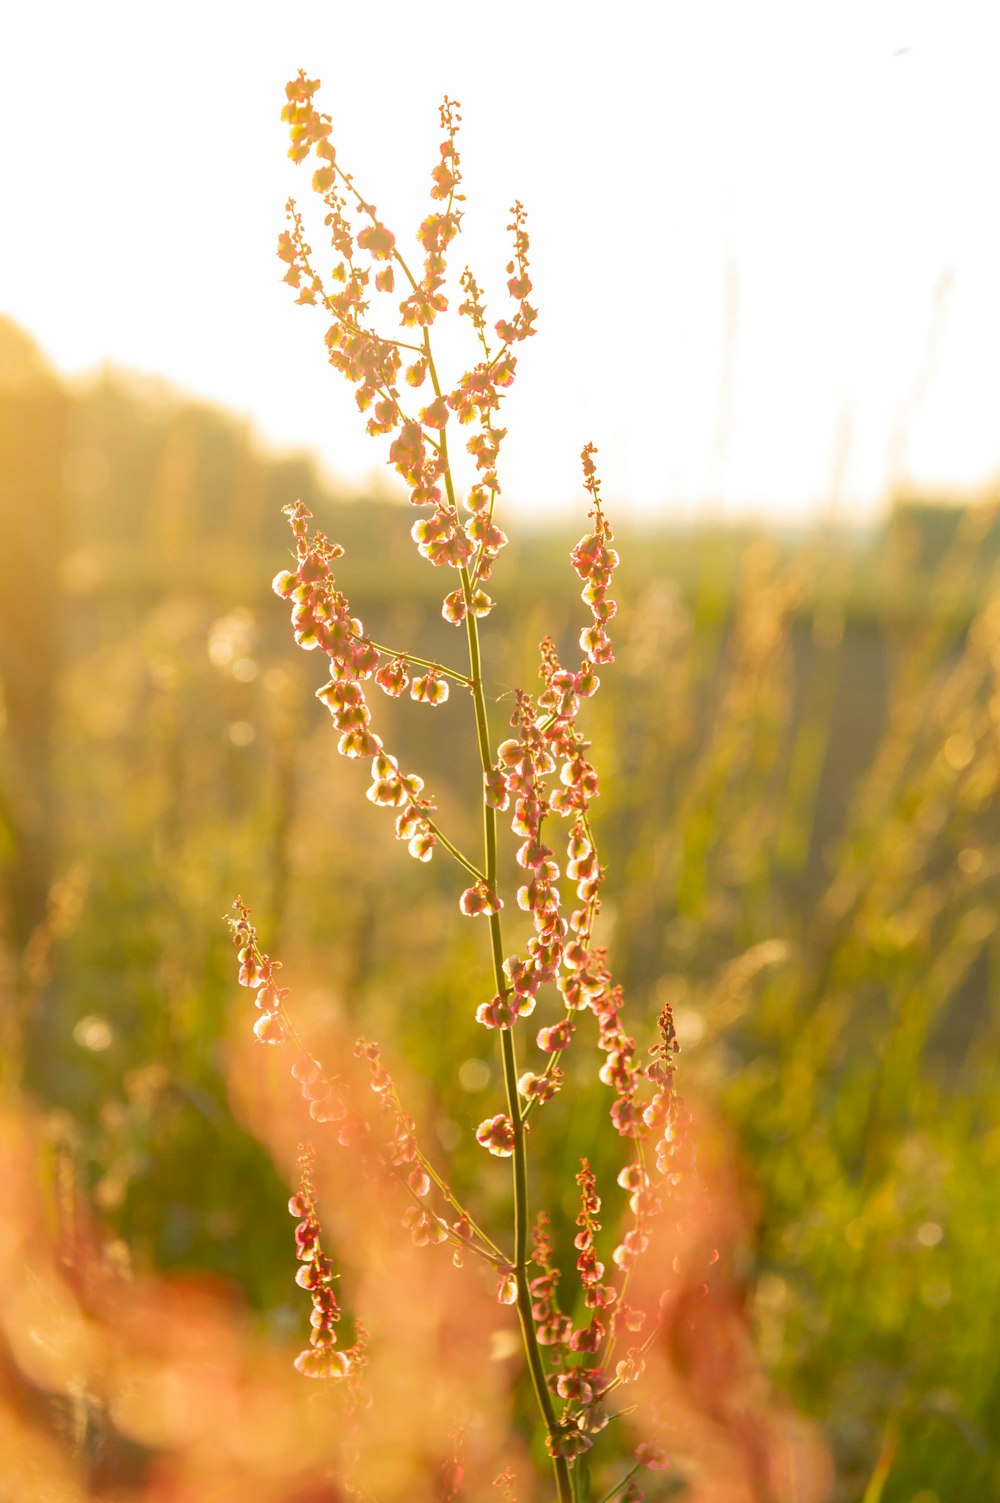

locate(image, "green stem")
[[424, 818, 487, 883], [406, 1154, 507, 1267], [464, 598, 571, 1503], [423, 327, 572, 1503], [365, 639, 471, 686], [595, 1463, 641, 1503]]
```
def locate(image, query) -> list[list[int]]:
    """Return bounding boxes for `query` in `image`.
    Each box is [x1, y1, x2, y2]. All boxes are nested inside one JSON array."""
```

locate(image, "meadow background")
[[1, 313, 998, 1501]]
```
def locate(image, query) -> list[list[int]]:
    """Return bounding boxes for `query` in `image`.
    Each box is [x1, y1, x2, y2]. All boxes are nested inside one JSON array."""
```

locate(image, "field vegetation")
[[1, 207, 999, 1503]]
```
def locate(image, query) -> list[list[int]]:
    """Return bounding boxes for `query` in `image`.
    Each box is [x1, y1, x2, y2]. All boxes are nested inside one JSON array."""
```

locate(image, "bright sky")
[[2, 0, 998, 522]]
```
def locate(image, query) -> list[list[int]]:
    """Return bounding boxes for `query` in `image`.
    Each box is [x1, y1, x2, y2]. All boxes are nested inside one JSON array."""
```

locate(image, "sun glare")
[[2, 0, 998, 519]]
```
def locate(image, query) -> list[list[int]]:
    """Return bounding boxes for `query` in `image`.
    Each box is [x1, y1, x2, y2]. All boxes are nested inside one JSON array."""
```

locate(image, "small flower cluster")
[[612, 1162, 659, 1277], [277, 71, 539, 630], [365, 750, 438, 863], [595, 980, 645, 1140], [355, 1038, 442, 1235], [279, 72, 404, 398], [291, 1049, 349, 1127], [534, 1161, 655, 1456], [460, 453, 621, 1104], [547, 1163, 612, 1448], [572, 444, 619, 666], [355, 1039, 502, 1269], [400, 95, 464, 332], [289, 1144, 366, 1379], [493, 1470, 519, 1503], [456, 450, 647, 1280], [464, 690, 564, 1046], [230, 901, 356, 1139], [475, 1113, 515, 1159], [642, 1002, 694, 1188], [444, 200, 537, 608], [273, 501, 444, 864], [232, 901, 504, 1326], [460, 879, 504, 918], [232, 898, 294, 1046], [528, 1213, 571, 1349]]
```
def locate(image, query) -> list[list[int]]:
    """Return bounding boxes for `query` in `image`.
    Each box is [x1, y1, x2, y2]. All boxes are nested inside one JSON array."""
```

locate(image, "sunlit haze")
[[3, 0, 998, 521]]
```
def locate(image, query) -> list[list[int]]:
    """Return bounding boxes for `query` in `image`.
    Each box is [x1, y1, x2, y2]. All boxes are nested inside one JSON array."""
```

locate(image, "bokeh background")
[[2, 313, 999, 1500], [3, 3, 1000, 1497]]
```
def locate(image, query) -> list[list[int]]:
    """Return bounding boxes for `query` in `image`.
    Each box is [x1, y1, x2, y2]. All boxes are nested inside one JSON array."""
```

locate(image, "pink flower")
[[309, 1093, 347, 1124], [484, 766, 510, 810], [407, 829, 436, 862], [476, 992, 532, 1029], [555, 1370, 594, 1404], [496, 1272, 518, 1305], [536, 1018, 574, 1053], [356, 223, 396, 260], [459, 881, 503, 917], [420, 395, 450, 429], [402, 1205, 449, 1246], [635, 1441, 669, 1471], [476, 1114, 515, 1157], [253, 1012, 289, 1045], [518, 1068, 563, 1103], [411, 669, 449, 704], [375, 657, 410, 697], [442, 588, 467, 624], [293, 1345, 351, 1379]]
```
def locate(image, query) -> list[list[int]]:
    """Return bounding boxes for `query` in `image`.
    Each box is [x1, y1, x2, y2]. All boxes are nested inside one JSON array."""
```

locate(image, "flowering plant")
[[228, 72, 821, 1503]]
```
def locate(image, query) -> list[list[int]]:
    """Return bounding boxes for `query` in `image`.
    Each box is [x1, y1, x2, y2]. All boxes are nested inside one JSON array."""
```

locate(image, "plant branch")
[[365, 639, 471, 686], [595, 1463, 641, 1503]]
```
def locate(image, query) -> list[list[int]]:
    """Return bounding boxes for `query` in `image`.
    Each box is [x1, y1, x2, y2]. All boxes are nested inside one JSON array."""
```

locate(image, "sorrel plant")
[[229, 72, 729, 1502]]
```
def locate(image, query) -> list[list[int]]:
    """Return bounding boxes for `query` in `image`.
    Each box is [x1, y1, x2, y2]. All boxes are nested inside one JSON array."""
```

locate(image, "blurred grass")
[[2, 316, 999, 1501]]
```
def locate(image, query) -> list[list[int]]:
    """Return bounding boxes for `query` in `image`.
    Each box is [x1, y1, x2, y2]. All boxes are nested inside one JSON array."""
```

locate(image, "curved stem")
[[424, 818, 487, 883], [464, 597, 571, 1503], [271, 1002, 502, 1266], [424, 318, 573, 1503], [366, 639, 471, 686], [595, 1463, 642, 1503], [408, 1151, 508, 1267]]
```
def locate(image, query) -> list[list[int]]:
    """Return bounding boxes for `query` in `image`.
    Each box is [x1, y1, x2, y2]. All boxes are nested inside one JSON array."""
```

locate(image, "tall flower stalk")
[[230, 71, 697, 1502]]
